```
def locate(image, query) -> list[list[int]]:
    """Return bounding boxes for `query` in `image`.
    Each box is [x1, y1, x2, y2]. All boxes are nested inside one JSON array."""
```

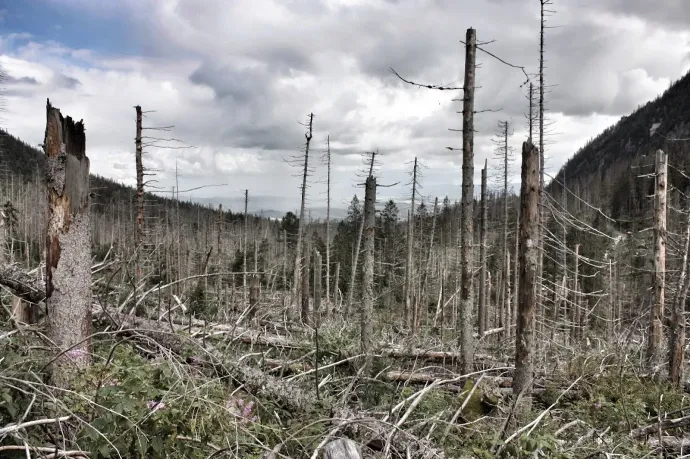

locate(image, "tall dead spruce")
[[44, 99, 92, 387], [459, 27, 477, 373]]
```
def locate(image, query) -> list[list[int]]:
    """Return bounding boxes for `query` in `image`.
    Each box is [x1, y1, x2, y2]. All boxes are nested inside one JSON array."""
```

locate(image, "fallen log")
[[0, 264, 448, 457], [631, 413, 690, 438]]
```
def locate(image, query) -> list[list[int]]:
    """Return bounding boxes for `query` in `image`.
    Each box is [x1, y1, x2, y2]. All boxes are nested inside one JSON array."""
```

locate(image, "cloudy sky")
[[1, 0, 689, 215]]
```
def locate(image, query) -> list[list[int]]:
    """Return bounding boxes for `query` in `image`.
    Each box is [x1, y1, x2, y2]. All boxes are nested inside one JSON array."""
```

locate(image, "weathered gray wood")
[[320, 439, 362, 459], [44, 99, 92, 387]]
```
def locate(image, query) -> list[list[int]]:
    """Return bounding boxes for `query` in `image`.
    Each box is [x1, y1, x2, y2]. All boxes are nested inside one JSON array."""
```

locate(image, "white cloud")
[[1, 0, 690, 213]]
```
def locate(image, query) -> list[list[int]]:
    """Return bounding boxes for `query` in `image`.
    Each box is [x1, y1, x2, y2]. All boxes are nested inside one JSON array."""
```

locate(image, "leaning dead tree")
[[44, 99, 92, 387], [459, 27, 477, 374], [514, 140, 539, 402], [291, 113, 314, 312], [647, 149, 667, 373]]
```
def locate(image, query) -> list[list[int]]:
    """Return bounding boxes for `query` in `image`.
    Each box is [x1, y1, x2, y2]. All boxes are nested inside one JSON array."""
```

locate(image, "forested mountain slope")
[[553, 69, 690, 229]]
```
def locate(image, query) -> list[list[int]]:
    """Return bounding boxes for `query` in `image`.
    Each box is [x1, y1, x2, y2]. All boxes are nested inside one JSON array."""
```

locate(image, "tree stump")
[[321, 439, 362, 459]]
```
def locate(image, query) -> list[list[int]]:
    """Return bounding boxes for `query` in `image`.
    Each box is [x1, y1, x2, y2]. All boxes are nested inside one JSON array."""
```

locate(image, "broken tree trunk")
[[514, 140, 539, 400], [647, 149, 667, 374], [44, 99, 92, 387], [479, 159, 488, 335], [669, 185, 690, 385], [459, 27, 477, 374], [361, 175, 376, 361], [320, 439, 362, 459]]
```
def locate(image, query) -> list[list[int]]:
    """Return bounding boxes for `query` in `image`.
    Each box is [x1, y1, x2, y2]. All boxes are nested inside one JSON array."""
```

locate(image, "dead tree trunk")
[[301, 244, 311, 325], [536, 0, 550, 340], [347, 152, 377, 318], [403, 158, 418, 329], [325, 136, 332, 310], [500, 121, 511, 339], [505, 250, 511, 338], [479, 159, 488, 335], [44, 100, 92, 387], [512, 209, 519, 339], [647, 149, 667, 373], [514, 140, 539, 399], [418, 196, 438, 332], [571, 244, 580, 342], [459, 27, 477, 374], [314, 249, 322, 324], [333, 262, 340, 311], [292, 113, 313, 310], [361, 176, 376, 363], [669, 185, 690, 385], [244, 189, 248, 306], [135, 106, 144, 274]]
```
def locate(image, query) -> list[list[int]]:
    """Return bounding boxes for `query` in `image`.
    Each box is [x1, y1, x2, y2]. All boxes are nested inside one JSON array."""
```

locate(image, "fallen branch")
[[0, 445, 88, 457], [0, 416, 71, 437]]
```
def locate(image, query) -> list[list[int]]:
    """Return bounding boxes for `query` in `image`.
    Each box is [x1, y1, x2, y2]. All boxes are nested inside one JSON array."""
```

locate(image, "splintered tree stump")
[[321, 439, 362, 459], [44, 99, 92, 387]]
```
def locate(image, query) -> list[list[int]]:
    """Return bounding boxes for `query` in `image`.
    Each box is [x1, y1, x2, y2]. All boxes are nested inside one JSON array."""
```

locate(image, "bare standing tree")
[[347, 151, 378, 316], [44, 100, 92, 387], [669, 185, 689, 385], [361, 173, 376, 365], [647, 149, 667, 373], [514, 140, 539, 403], [478, 160, 488, 336], [403, 157, 420, 329], [324, 136, 332, 310], [459, 27, 477, 373]]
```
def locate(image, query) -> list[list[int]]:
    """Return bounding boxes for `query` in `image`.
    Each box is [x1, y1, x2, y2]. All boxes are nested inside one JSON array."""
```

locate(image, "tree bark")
[[44, 99, 92, 387], [647, 149, 667, 373], [514, 140, 539, 400], [459, 28, 477, 374]]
